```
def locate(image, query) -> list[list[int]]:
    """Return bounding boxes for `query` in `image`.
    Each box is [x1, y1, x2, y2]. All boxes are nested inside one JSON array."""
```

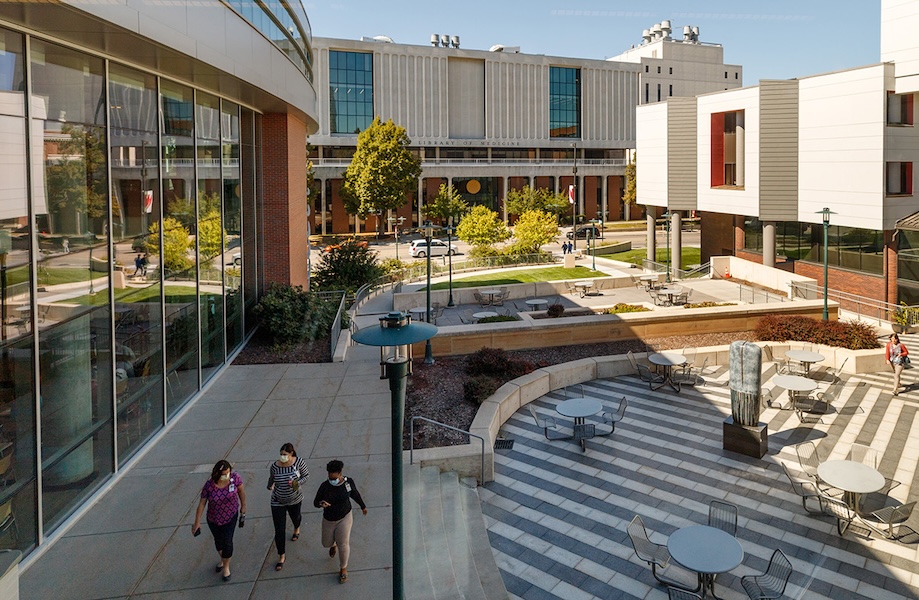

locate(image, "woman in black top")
[[313, 459, 367, 584], [267, 442, 309, 571]]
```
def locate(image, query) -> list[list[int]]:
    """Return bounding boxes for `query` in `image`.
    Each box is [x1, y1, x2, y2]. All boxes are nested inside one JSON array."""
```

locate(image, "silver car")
[[409, 239, 457, 258]]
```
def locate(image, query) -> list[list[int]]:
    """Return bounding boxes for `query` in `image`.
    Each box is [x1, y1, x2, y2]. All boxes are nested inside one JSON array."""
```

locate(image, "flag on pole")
[[568, 184, 575, 204], [143, 190, 153, 214]]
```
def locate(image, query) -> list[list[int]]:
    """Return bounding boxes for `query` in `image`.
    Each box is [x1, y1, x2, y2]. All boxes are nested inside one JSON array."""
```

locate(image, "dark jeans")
[[207, 513, 238, 559], [271, 502, 302, 556]]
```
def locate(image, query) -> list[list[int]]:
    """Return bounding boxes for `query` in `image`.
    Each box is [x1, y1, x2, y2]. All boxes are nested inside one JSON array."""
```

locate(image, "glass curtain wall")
[[196, 93, 224, 382], [0, 26, 37, 554], [30, 39, 114, 532], [240, 108, 257, 334], [161, 81, 198, 415], [222, 102, 242, 352], [108, 64, 164, 464]]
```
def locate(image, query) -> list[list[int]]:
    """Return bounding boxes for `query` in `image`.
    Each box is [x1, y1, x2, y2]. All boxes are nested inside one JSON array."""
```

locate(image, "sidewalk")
[[20, 344, 394, 600]]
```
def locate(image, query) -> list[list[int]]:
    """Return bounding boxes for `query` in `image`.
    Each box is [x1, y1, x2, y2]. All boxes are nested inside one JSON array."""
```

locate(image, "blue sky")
[[305, 1, 881, 85]]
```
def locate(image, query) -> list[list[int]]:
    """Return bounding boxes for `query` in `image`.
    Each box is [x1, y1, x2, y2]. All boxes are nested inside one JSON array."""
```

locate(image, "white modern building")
[[308, 22, 742, 235], [637, 0, 919, 307]]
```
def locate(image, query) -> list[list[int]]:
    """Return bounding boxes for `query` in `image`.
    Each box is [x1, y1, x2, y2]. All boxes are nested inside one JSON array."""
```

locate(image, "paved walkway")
[[483, 359, 919, 599], [20, 344, 395, 600]]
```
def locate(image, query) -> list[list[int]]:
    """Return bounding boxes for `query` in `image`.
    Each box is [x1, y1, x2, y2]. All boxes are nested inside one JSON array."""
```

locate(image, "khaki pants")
[[321, 510, 353, 569], [891, 362, 904, 392]]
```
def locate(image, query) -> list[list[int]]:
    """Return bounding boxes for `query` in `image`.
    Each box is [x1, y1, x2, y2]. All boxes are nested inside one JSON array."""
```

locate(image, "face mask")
[[220, 473, 230, 482], [329, 477, 342, 486], [279, 454, 290, 463]]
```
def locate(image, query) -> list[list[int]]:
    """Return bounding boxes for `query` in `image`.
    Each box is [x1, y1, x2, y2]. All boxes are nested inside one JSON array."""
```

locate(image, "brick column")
[[261, 113, 308, 288], [886, 229, 898, 304]]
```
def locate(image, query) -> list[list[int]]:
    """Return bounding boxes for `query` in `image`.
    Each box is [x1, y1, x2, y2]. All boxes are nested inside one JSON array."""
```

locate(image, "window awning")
[[897, 211, 919, 232]]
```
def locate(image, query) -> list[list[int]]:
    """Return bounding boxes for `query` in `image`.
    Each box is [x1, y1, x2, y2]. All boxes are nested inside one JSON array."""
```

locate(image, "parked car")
[[409, 239, 457, 258], [566, 225, 602, 240]]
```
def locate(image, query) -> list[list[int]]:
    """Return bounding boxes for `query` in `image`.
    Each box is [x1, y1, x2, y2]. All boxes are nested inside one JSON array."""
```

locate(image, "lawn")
[[61, 285, 208, 306], [429, 266, 602, 290], [605, 247, 701, 269]]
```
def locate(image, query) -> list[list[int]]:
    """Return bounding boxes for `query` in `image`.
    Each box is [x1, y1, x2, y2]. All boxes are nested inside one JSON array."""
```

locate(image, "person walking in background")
[[313, 459, 367, 584], [193, 460, 247, 582], [267, 442, 310, 571], [133, 253, 143, 276], [886, 333, 909, 396]]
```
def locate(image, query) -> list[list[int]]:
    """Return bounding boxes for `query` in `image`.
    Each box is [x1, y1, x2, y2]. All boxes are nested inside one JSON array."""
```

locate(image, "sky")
[[304, 1, 882, 86]]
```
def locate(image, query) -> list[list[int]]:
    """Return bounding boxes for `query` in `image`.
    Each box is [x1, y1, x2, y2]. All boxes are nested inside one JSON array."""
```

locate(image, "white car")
[[409, 239, 457, 258]]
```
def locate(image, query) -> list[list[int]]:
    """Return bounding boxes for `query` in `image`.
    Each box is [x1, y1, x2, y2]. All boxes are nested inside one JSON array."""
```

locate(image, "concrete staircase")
[[404, 464, 508, 600]]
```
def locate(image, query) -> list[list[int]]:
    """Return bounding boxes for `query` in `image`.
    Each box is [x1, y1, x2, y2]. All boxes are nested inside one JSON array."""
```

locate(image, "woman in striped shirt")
[[267, 442, 309, 571]]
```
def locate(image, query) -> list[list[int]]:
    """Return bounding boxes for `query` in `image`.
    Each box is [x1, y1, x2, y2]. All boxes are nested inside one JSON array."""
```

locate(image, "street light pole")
[[588, 218, 600, 271], [817, 207, 834, 321], [423, 221, 435, 365], [352, 313, 437, 600], [446, 218, 455, 307], [661, 211, 672, 283]]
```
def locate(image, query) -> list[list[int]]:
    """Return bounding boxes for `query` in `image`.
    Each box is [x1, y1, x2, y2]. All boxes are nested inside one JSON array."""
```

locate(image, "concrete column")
[[576, 175, 583, 217], [646, 211, 656, 264], [529, 177, 535, 190], [417, 178, 424, 226], [553, 176, 559, 194], [736, 119, 745, 187], [502, 177, 509, 223], [671, 211, 682, 279], [318, 179, 325, 235], [601, 176, 608, 223], [763, 221, 776, 268]]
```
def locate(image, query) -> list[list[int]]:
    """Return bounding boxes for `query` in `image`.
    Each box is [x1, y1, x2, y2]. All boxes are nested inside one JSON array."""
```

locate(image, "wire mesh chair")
[[819, 493, 871, 537], [708, 500, 738, 536], [599, 397, 628, 436], [740, 549, 792, 600], [667, 587, 703, 600], [794, 441, 822, 480], [869, 501, 917, 539], [780, 462, 823, 514], [627, 516, 699, 591], [527, 405, 568, 440], [847, 443, 901, 494]]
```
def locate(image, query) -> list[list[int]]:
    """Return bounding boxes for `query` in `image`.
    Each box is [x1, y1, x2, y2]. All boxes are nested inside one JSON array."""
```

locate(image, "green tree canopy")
[[508, 210, 558, 254], [504, 187, 569, 219], [455, 205, 510, 249], [623, 151, 636, 206], [197, 210, 226, 262], [46, 124, 107, 227], [424, 184, 469, 225], [341, 117, 421, 223], [311, 243, 384, 293], [147, 217, 193, 275]]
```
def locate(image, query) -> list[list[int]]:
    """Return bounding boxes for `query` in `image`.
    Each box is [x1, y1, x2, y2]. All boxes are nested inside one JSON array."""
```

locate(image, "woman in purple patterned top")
[[193, 460, 247, 582]]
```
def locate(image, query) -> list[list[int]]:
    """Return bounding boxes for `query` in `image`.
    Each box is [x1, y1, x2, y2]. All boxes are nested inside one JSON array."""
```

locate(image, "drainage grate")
[[494, 439, 515, 450]]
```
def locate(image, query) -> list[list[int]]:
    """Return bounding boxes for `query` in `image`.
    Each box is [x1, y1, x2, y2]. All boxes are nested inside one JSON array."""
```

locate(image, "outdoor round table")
[[648, 352, 687, 392], [818, 459, 885, 513], [639, 274, 658, 290], [773, 374, 817, 407], [574, 281, 595, 297], [472, 311, 498, 321], [785, 350, 825, 376], [525, 299, 549, 311], [408, 307, 431, 323], [556, 397, 603, 451], [478, 288, 501, 305], [667, 525, 743, 600], [657, 286, 683, 305]]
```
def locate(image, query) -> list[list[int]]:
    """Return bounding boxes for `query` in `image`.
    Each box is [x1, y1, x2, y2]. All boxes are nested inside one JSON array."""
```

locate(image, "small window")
[[887, 91, 914, 126], [887, 162, 913, 195], [657, 66, 661, 74], [735, 72, 739, 80], [645, 65, 649, 73], [657, 84, 661, 102], [724, 71, 728, 79], [645, 83, 649, 103], [669, 84, 673, 96], [669, 67, 673, 75]]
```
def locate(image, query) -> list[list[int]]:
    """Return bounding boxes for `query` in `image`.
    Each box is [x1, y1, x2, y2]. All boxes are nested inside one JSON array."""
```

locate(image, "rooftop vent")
[[489, 44, 520, 53], [432, 34, 460, 48]]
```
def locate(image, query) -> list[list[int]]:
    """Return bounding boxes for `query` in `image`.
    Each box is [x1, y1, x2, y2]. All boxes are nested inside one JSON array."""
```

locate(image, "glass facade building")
[[549, 66, 580, 138], [0, 25, 263, 555], [329, 51, 373, 134]]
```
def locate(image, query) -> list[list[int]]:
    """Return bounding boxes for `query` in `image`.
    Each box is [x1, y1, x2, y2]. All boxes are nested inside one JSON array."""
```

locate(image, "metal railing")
[[395, 252, 558, 286], [313, 157, 627, 168], [789, 281, 919, 325], [328, 290, 348, 359], [410, 416, 485, 484], [736, 283, 787, 304], [641, 258, 668, 273], [675, 262, 711, 279]]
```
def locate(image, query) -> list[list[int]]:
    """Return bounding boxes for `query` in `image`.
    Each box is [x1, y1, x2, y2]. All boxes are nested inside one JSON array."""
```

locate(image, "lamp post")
[[352, 312, 438, 600], [422, 221, 435, 365], [588, 219, 600, 271], [446, 217, 456, 307], [816, 207, 835, 321], [661, 211, 672, 283], [571, 142, 578, 251], [388, 216, 406, 261]]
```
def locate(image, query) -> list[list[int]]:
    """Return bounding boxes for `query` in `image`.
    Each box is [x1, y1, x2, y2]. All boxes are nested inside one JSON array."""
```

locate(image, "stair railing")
[[410, 416, 485, 484]]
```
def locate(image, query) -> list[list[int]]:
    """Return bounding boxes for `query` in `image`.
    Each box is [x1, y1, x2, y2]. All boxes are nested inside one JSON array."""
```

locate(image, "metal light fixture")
[[816, 207, 836, 321], [588, 219, 600, 271], [446, 217, 456, 307], [422, 220, 435, 364], [388, 215, 406, 261], [661, 211, 672, 283], [352, 312, 437, 600]]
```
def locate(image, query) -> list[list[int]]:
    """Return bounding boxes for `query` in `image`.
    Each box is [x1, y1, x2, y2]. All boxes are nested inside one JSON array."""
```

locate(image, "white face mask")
[[279, 454, 290, 463], [329, 476, 342, 486], [220, 473, 230, 482]]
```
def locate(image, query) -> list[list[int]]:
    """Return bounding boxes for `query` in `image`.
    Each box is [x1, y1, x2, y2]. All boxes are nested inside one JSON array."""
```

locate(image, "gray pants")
[[321, 510, 353, 569]]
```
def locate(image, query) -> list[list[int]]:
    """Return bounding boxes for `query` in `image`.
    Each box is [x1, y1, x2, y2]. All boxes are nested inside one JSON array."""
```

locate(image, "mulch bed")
[[232, 331, 332, 364]]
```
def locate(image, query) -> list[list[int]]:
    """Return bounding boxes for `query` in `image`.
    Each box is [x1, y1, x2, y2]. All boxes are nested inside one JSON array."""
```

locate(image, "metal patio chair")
[[627, 516, 699, 591], [819, 493, 871, 538], [598, 397, 628, 436], [740, 549, 793, 600], [708, 500, 738, 536], [780, 462, 823, 514], [527, 405, 568, 440], [869, 501, 917, 540]]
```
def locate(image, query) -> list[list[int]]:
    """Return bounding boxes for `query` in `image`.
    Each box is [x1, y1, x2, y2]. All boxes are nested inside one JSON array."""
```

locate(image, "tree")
[[622, 151, 637, 208], [508, 210, 558, 254], [197, 210, 227, 262], [424, 184, 469, 225], [45, 124, 107, 232], [455, 205, 509, 250], [504, 187, 568, 219], [340, 117, 421, 235], [311, 243, 384, 293], [147, 217, 193, 275]]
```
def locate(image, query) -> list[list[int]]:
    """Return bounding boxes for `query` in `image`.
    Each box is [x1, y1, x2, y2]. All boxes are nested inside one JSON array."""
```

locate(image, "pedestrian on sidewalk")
[[313, 459, 367, 584], [560, 241, 567, 255], [193, 460, 247, 582], [133, 253, 143, 276], [268, 442, 309, 571], [886, 333, 910, 395]]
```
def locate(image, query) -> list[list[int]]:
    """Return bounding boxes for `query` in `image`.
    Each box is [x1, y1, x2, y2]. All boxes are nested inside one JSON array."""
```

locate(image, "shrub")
[[685, 302, 736, 309], [601, 303, 649, 314], [754, 315, 879, 350], [477, 315, 520, 323], [311, 242, 383, 293], [463, 375, 501, 405], [253, 284, 341, 347], [546, 303, 565, 318], [465, 347, 535, 378]]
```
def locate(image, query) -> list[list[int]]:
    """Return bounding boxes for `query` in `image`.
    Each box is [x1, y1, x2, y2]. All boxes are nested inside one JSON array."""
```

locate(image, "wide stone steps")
[[405, 464, 508, 600]]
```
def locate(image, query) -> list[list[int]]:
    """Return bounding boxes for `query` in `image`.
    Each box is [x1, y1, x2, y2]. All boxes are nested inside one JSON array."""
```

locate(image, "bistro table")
[[648, 352, 687, 392], [639, 274, 659, 290], [772, 374, 818, 411], [574, 281, 595, 297], [556, 397, 603, 451], [525, 298, 549, 311], [656, 286, 683, 306], [408, 306, 431, 322], [472, 311, 498, 322], [667, 525, 744, 599], [785, 350, 826, 376], [817, 459, 885, 514], [478, 288, 501, 305]]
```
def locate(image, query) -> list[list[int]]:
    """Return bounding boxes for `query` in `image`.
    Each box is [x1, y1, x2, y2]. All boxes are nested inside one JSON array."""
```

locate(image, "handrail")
[[736, 282, 786, 304], [676, 262, 711, 279], [329, 290, 347, 359], [789, 281, 919, 325], [641, 258, 668, 273], [410, 416, 485, 485]]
